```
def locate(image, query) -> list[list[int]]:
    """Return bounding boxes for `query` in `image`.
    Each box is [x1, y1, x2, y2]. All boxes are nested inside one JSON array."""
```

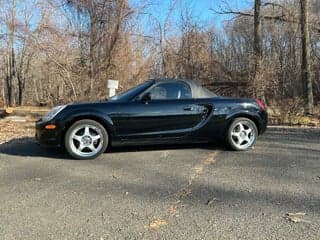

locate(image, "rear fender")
[[225, 110, 262, 134]]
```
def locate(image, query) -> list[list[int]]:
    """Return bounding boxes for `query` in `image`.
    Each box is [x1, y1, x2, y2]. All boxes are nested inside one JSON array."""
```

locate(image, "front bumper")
[[35, 120, 63, 147]]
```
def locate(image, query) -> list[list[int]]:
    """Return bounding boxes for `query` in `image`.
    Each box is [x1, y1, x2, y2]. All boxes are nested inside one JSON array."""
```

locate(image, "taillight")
[[255, 99, 267, 111]]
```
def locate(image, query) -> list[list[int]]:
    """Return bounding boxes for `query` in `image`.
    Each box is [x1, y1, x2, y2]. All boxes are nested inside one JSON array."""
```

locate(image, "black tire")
[[64, 119, 109, 160], [226, 117, 258, 151]]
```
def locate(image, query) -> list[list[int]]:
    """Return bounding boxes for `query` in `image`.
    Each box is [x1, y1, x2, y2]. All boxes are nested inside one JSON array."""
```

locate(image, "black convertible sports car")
[[36, 79, 268, 159]]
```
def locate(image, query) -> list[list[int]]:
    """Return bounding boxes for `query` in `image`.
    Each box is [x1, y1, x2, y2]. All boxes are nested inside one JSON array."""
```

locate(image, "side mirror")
[[141, 92, 151, 103]]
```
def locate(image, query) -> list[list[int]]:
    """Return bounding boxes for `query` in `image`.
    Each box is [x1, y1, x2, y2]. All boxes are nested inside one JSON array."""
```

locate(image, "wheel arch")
[[226, 112, 262, 135], [61, 112, 115, 146]]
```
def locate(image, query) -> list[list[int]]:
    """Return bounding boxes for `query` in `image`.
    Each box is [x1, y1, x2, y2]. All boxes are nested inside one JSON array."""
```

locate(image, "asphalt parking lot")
[[0, 127, 319, 240]]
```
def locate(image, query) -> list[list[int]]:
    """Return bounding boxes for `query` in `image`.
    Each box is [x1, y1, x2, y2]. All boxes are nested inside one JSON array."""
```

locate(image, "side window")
[[149, 82, 192, 100]]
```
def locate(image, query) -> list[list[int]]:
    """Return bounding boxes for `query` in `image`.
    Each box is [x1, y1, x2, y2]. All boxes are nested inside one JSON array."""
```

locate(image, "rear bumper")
[[35, 120, 63, 147], [259, 111, 268, 134]]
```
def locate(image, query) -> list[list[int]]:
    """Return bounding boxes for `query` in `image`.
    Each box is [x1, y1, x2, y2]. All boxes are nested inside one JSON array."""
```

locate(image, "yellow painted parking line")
[[148, 151, 219, 231]]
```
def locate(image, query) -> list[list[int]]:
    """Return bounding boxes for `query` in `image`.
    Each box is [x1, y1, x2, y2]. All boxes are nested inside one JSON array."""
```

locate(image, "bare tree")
[[0, 0, 319, 109], [64, 0, 134, 98], [300, 0, 314, 114], [5, 0, 16, 106]]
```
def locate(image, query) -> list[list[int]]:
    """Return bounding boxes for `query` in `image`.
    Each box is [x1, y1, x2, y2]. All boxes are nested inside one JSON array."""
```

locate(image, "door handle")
[[183, 106, 194, 111]]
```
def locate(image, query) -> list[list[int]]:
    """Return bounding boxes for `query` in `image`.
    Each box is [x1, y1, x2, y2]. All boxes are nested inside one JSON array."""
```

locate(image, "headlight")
[[42, 105, 66, 122]]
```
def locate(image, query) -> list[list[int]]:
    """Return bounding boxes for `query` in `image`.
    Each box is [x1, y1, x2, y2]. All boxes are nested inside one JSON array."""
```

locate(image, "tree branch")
[[210, 8, 320, 33]]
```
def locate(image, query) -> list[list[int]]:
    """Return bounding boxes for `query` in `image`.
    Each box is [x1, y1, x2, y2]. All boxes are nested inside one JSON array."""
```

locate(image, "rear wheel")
[[65, 119, 108, 159], [226, 118, 258, 151]]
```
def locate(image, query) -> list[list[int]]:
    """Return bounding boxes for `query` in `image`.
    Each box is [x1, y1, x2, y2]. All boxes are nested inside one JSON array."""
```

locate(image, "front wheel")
[[226, 118, 258, 151], [65, 119, 108, 159]]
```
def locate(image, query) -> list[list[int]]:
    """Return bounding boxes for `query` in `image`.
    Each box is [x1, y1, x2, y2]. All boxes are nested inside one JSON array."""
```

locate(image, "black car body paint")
[[36, 79, 267, 148]]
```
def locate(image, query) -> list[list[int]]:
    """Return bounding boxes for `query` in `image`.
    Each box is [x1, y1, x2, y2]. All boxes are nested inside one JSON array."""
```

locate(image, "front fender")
[[58, 108, 116, 137]]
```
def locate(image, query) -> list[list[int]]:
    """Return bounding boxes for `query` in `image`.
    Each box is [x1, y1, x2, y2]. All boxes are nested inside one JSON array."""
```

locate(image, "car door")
[[113, 81, 209, 141]]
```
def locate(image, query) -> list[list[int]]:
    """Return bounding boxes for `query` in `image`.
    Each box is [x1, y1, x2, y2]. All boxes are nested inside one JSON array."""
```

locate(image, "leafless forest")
[[0, 0, 319, 113]]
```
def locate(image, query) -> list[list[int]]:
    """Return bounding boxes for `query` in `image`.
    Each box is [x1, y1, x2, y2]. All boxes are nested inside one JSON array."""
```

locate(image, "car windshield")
[[109, 81, 153, 101]]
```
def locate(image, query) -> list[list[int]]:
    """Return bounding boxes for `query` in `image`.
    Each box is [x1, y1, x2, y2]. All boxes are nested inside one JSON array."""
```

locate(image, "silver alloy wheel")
[[69, 124, 104, 158], [230, 121, 255, 150]]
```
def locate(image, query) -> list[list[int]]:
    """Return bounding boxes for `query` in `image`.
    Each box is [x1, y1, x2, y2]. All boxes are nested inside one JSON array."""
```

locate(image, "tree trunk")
[[254, 0, 262, 60], [89, 15, 96, 99], [300, 0, 314, 114], [5, 0, 16, 107], [253, 0, 265, 101], [17, 73, 25, 106]]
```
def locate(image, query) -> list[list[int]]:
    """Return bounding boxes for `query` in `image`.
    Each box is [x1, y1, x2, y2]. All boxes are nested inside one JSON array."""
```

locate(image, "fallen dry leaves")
[[175, 188, 192, 199], [193, 165, 204, 174], [284, 212, 310, 223], [147, 218, 168, 230], [0, 117, 36, 144], [167, 205, 178, 215]]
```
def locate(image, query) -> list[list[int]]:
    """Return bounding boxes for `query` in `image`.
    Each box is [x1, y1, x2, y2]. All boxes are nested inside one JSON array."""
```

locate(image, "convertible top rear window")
[[184, 80, 217, 98]]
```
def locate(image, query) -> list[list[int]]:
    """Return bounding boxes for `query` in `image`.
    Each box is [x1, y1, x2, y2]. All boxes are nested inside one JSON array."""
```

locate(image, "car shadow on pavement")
[[109, 141, 224, 153], [0, 137, 71, 159], [0, 137, 225, 159]]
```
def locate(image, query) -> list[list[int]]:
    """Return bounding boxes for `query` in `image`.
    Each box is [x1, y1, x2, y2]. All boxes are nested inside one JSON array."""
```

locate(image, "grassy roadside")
[[268, 106, 320, 127]]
